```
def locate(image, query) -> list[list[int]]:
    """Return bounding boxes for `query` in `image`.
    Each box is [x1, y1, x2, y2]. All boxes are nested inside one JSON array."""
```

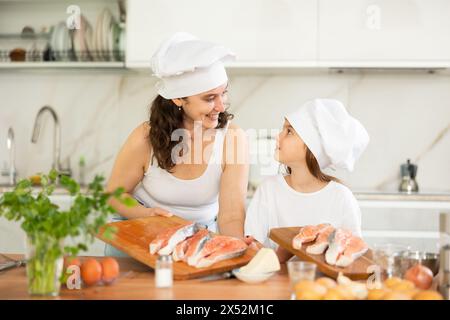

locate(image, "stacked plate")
[[49, 21, 73, 61], [93, 8, 125, 61], [48, 9, 124, 62], [72, 14, 94, 61]]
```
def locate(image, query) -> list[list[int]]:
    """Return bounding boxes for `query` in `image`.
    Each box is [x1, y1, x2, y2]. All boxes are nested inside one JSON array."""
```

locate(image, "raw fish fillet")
[[173, 229, 210, 262], [306, 225, 335, 255], [195, 236, 248, 268], [335, 236, 368, 267], [149, 222, 196, 255], [292, 223, 330, 250], [324, 228, 353, 265]]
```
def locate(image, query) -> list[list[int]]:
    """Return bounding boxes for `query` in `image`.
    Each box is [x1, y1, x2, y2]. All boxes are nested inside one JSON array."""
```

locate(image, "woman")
[[244, 99, 369, 262], [105, 33, 249, 256]]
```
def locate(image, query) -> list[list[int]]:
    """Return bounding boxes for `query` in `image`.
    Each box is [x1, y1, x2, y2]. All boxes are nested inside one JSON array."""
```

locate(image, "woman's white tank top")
[[132, 125, 228, 232]]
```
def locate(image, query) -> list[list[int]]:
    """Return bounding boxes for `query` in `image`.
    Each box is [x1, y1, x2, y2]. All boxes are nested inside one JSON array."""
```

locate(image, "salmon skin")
[[173, 229, 210, 262], [149, 222, 197, 255], [194, 236, 248, 268], [292, 223, 331, 250]]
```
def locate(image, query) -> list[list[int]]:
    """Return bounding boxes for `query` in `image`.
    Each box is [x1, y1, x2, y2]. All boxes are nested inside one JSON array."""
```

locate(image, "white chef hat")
[[285, 99, 369, 172], [150, 32, 236, 99]]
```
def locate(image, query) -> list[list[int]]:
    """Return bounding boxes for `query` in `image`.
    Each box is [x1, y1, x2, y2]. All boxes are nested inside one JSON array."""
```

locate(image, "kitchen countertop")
[[0, 254, 291, 300]]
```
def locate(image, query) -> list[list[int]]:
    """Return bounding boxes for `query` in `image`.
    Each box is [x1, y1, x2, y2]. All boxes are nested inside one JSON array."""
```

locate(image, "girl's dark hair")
[[148, 95, 233, 172], [286, 147, 340, 183]]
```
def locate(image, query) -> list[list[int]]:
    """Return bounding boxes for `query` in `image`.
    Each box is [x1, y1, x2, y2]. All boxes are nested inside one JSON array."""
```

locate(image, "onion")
[[404, 264, 433, 290]]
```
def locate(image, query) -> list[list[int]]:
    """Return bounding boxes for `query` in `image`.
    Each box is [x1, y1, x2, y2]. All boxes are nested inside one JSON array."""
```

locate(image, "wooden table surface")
[[0, 254, 291, 300]]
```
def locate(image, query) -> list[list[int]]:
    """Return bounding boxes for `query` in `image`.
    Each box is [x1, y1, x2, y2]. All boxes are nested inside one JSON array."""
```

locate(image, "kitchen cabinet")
[[0, 0, 125, 69], [318, 0, 450, 65], [126, 0, 318, 68]]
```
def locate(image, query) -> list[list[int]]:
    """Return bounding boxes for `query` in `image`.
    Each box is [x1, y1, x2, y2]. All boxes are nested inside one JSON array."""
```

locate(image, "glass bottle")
[[155, 255, 173, 288]]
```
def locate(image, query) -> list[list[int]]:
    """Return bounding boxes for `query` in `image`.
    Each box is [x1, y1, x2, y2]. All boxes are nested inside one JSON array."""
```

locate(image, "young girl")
[[245, 99, 369, 262]]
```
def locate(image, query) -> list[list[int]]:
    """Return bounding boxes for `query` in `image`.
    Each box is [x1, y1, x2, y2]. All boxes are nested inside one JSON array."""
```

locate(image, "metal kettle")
[[398, 159, 419, 193]]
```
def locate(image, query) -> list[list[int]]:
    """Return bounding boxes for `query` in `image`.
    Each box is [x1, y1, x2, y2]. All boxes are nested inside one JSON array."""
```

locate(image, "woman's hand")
[[244, 236, 264, 251], [148, 207, 173, 217]]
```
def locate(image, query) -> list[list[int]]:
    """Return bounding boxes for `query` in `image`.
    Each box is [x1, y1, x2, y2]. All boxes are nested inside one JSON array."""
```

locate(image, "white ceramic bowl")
[[232, 268, 276, 284]]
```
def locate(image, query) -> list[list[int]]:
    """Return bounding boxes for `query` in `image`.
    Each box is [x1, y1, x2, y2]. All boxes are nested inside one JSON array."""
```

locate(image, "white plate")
[[84, 19, 94, 61], [54, 22, 65, 60], [232, 268, 276, 284], [102, 9, 112, 61], [94, 10, 105, 60]]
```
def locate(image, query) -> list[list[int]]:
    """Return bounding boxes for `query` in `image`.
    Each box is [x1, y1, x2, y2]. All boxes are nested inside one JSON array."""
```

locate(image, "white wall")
[[1, 69, 449, 254]]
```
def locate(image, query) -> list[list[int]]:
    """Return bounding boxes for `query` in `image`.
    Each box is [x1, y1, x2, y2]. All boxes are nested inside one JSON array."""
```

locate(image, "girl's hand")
[[148, 207, 173, 217]]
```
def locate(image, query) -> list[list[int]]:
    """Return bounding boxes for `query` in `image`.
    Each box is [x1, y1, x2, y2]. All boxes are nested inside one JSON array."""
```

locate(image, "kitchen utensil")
[[232, 268, 275, 284], [399, 159, 419, 193], [372, 243, 410, 279], [96, 215, 257, 280], [402, 251, 440, 276], [199, 271, 232, 282], [0, 255, 26, 272], [269, 227, 375, 280]]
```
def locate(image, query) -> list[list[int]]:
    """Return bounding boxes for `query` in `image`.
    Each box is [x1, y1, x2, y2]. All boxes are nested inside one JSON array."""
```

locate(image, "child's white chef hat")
[[285, 99, 369, 172], [150, 32, 236, 99]]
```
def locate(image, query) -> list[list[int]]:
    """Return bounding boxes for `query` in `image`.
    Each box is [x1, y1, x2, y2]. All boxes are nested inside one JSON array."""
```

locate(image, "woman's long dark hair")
[[286, 147, 340, 183], [148, 95, 233, 172]]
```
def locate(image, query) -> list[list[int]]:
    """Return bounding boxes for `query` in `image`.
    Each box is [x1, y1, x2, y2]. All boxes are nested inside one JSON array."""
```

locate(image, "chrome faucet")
[[1, 127, 17, 185], [31, 106, 71, 177]]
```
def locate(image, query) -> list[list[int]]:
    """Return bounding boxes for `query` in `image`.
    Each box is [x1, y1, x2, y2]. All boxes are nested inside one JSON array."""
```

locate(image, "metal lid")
[[157, 254, 173, 262]]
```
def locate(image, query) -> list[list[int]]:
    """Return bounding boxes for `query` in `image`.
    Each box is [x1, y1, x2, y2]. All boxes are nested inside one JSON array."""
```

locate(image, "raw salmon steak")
[[292, 223, 331, 250], [324, 228, 353, 265], [195, 236, 248, 268], [306, 225, 335, 255], [335, 236, 368, 267], [173, 229, 210, 262], [149, 222, 196, 255]]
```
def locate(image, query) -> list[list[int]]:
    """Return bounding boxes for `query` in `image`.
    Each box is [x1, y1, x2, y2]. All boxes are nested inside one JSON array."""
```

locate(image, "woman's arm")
[[106, 122, 172, 219], [217, 124, 249, 238]]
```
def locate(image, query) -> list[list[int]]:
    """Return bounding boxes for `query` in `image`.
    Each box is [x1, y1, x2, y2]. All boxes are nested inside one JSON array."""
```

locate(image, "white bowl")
[[232, 268, 276, 284]]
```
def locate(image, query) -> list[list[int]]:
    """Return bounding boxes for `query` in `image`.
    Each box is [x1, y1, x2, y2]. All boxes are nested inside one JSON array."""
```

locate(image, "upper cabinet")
[[318, 0, 450, 65], [126, 0, 318, 68]]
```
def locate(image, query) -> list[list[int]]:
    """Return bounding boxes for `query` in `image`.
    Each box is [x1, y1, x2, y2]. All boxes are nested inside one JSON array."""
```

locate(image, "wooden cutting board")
[[269, 227, 375, 280], [97, 215, 256, 280]]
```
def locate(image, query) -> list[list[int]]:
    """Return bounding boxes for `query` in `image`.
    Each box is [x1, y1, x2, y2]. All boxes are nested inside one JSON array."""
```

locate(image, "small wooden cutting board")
[[97, 215, 256, 280], [270, 227, 375, 280]]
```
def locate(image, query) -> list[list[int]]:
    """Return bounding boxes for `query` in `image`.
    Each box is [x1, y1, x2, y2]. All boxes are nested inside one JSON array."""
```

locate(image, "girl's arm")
[[276, 247, 294, 263], [106, 122, 172, 219], [217, 124, 249, 238]]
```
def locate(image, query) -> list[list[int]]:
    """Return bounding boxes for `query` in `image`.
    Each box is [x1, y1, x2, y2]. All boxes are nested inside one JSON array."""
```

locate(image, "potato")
[[316, 277, 337, 289], [368, 288, 390, 300], [295, 280, 327, 300], [414, 290, 444, 300]]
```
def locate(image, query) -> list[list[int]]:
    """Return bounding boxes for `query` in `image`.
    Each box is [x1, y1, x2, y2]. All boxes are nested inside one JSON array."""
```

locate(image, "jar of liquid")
[[155, 255, 173, 288]]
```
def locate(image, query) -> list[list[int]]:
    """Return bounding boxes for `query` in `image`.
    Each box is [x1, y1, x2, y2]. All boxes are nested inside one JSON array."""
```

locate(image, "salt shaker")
[[155, 255, 173, 288]]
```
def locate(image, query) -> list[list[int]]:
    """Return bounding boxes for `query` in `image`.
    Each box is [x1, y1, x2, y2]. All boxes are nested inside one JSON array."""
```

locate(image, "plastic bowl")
[[232, 268, 276, 284]]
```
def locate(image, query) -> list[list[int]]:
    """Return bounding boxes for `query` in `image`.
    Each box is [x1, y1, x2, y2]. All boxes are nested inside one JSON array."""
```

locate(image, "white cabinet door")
[[126, 0, 318, 67], [318, 0, 450, 63]]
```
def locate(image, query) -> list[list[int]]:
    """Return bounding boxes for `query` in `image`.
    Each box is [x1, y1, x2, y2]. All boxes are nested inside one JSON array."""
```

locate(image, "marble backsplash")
[[0, 69, 449, 192]]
